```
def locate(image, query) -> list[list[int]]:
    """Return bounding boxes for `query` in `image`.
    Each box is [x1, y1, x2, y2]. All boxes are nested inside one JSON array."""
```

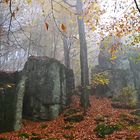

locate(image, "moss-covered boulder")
[[0, 56, 75, 132], [22, 56, 75, 121], [0, 71, 26, 133]]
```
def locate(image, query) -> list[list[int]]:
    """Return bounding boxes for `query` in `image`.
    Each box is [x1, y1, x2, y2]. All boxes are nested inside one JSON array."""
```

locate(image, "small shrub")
[[94, 123, 122, 138], [18, 132, 30, 138], [91, 72, 110, 87], [113, 86, 138, 108]]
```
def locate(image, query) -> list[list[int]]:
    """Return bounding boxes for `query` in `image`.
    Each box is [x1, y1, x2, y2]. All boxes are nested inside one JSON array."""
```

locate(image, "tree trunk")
[[76, 0, 90, 109], [63, 36, 70, 69]]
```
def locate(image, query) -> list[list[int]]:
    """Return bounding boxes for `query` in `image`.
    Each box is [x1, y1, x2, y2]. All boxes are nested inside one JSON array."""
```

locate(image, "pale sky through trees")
[[0, 0, 140, 72]]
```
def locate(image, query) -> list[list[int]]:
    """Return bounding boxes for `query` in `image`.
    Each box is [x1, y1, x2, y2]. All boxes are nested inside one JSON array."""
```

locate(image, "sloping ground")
[[0, 96, 140, 140]]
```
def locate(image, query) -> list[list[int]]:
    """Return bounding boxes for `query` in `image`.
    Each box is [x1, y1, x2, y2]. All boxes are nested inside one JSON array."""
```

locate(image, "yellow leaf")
[[26, 0, 32, 4], [70, 20, 74, 24], [78, 16, 83, 20], [110, 55, 117, 61], [92, 26, 96, 31]]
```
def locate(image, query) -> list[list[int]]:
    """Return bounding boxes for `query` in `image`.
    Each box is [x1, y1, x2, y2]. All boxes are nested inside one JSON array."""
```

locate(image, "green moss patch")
[[94, 123, 122, 138], [128, 124, 140, 130], [18, 132, 30, 138], [0, 138, 8, 140]]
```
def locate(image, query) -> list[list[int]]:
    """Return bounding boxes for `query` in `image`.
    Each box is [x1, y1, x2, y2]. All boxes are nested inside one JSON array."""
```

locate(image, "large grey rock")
[[22, 56, 75, 121], [0, 72, 25, 132], [0, 56, 75, 133]]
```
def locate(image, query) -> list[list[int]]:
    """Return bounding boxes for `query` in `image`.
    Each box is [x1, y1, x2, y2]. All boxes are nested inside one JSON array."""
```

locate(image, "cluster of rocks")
[[0, 56, 75, 133], [92, 35, 140, 103]]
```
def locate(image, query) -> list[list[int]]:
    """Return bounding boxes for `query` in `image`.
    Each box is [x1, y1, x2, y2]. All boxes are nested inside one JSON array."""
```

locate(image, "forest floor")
[[0, 95, 140, 140]]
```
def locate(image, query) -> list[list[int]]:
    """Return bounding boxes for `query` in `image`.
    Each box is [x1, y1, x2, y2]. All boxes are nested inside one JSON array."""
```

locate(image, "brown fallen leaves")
[[0, 96, 140, 140]]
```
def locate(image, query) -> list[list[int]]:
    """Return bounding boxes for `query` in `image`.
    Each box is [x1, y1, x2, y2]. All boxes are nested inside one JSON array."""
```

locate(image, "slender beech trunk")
[[76, 0, 90, 109], [63, 36, 70, 69]]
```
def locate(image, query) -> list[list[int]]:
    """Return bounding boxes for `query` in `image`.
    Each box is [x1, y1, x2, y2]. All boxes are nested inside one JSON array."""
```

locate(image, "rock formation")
[[0, 56, 75, 132], [92, 35, 140, 103], [0, 71, 26, 132]]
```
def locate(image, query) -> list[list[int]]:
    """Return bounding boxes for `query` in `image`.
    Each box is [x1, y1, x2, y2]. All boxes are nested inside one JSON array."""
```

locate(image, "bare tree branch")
[[51, 0, 66, 37], [7, 0, 13, 40], [134, 0, 140, 13]]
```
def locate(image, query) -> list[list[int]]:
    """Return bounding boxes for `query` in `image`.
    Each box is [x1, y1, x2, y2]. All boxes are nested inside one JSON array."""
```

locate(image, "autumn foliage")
[[0, 95, 140, 140]]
